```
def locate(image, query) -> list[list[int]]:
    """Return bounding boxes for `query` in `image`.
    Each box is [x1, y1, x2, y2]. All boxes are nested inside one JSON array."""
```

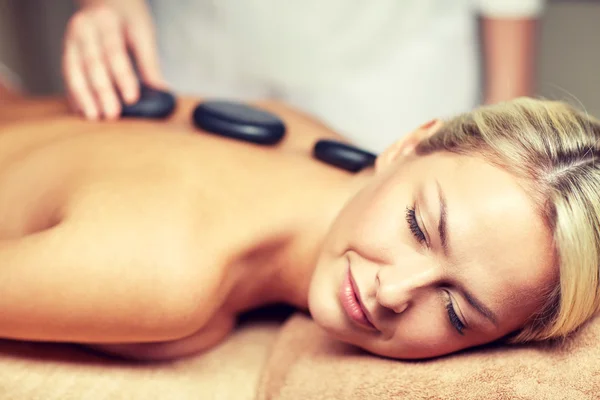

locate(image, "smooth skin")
[[0, 95, 555, 361], [309, 138, 556, 359], [0, 94, 353, 360]]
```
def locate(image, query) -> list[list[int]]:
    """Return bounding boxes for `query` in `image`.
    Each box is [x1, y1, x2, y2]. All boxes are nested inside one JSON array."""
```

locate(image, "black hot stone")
[[313, 139, 377, 173], [120, 84, 177, 119], [192, 101, 286, 145]]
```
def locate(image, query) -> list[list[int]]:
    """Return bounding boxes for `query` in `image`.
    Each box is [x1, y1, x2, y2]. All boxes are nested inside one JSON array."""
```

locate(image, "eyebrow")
[[463, 288, 499, 326], [436, 180, 449, 257], [435, 180, 499, 327]]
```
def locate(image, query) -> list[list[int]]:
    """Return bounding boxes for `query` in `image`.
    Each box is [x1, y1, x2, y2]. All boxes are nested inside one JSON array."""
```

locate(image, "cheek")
[[334, 184, 405, 253], [376, 332, 464, 359], [365, 300, 472, 359], [308, 250, 348, 331], [385, 308, 458, 357]]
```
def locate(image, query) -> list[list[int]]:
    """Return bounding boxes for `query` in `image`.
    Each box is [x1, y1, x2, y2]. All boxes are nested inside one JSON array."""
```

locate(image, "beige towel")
[[257, 313, 600, 400], [0, 317, 282, 400]]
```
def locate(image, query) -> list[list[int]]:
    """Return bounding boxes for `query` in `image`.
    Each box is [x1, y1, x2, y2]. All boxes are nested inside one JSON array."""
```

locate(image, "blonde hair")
[[416, 97, 600, 342]]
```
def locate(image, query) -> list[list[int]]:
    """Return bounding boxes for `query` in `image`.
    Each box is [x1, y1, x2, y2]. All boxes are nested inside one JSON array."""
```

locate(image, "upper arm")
[[89, 312, 236, 361], [0, 218, 220, 344]]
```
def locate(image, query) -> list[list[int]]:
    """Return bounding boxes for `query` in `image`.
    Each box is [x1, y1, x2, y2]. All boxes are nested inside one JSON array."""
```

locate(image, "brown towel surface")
[[257, 313, 600, 400], [0, 317, 282, 400]]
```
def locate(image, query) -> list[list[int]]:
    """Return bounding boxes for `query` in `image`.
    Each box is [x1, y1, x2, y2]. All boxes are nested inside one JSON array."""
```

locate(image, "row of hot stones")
[[120, 84, 376, 173]]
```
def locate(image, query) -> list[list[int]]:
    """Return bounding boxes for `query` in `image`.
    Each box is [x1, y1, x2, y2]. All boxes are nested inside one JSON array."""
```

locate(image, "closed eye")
[[405, 206, 426, 244], [443, 290, 466, 335]]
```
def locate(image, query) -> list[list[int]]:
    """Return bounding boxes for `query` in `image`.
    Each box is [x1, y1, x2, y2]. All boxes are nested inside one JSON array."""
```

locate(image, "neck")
[[260, 168, 374, 310]]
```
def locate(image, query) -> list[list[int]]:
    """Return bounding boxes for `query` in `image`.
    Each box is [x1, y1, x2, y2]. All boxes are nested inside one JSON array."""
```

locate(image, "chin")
[[308, 301, 385, 357], [309, 285, 412, 360], [308, 267, 372, 355]]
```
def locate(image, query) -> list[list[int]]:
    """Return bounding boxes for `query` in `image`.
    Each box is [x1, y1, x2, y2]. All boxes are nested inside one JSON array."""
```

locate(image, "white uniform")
[[149, 0, 544, 152]]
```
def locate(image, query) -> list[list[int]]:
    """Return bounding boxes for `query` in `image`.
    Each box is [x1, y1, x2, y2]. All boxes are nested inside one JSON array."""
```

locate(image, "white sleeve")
[[475, 0, 546, 18]]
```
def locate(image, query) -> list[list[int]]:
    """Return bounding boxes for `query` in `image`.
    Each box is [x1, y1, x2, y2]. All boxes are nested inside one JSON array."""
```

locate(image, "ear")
[[375, 119, 443, 173]]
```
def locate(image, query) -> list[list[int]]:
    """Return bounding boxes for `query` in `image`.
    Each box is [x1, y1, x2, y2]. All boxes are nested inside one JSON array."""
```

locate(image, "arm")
[[89, 313, 235, 361], [0, 220, 216, 345], [477, 0, 545, 104], [482, 17, 538, 104]]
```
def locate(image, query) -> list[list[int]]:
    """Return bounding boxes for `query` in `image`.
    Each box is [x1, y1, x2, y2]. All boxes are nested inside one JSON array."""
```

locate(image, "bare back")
[[0, 96, 351, 358]]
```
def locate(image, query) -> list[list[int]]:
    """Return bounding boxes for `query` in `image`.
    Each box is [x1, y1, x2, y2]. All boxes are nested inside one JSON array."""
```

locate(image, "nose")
[[375, 262, 441, 313]]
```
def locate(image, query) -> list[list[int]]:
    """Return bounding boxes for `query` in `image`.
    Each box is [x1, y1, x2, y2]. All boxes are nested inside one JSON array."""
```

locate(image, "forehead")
[[416, 153, 556, 309]]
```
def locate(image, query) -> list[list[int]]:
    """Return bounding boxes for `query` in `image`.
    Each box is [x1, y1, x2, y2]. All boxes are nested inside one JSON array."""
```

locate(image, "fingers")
[[76, 13, 121, 119], [93, 7, 139, 105], [126, 23, 165, 89], [102, 27, 139, 104], [63, 6, 143, 120], [63, 41, 99, 120]]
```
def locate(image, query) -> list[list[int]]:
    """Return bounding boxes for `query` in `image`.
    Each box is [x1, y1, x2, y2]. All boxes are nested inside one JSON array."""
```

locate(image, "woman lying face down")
[[0, 96, 598, 361]]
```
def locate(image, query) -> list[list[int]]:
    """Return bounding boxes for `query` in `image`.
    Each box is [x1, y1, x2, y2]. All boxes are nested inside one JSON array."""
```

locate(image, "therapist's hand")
[[62, 3, 165, 120]]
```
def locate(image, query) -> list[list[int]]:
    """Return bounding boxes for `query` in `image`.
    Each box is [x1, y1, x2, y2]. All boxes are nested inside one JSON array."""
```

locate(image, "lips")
[[339, 266, 377, 331]]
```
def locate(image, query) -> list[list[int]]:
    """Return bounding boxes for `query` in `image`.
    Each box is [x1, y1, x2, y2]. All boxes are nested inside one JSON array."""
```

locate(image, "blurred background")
[[1, 0, 599, 116]]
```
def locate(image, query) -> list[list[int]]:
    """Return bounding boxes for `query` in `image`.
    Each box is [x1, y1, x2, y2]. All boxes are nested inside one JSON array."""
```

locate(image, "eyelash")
[[444, 292, 466, 335], [406, 207, 464, 334], [405, 206, 427, 244]]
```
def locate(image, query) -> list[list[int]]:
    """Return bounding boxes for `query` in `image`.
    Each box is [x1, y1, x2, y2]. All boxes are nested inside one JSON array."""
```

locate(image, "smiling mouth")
[[339, 266, 377, 331]]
